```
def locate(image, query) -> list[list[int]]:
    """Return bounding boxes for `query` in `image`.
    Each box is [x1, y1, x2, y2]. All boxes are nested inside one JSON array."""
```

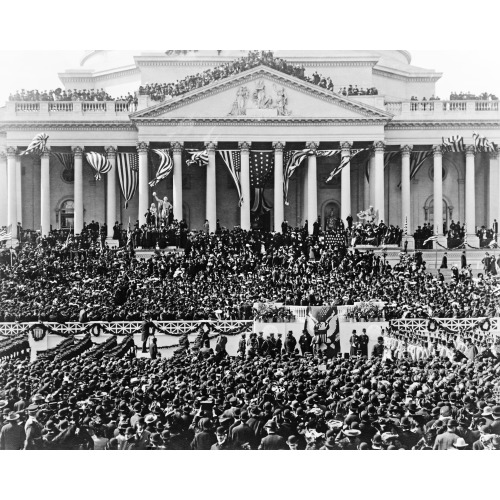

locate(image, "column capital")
[[373, 141, 385, 152], [305, 141, 319, 152], [489, 150, 499, 160], [238, 141, 252, 152], [204, 141, 218, 152], [41, 147, 51, 159], [400, 144, 413, 156], [0, 149, 7, 161], [105, 146, 117, 158], [171, 141, 184, 154], [6, 146, 17, 158], [72, 146, 84, 158], [272, 141, 286, 152], [432, 145, 443, 157], [340, 141, 353, 153], [465, 144, 476, 157], [136, 142, 149, 154]]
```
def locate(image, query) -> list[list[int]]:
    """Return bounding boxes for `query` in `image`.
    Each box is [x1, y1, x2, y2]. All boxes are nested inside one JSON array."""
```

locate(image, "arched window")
[[60, 200, 74, 229]]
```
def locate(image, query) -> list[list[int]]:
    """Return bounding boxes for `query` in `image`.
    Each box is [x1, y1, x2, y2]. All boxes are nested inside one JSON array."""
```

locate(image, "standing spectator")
[[0, 412, 26, 450]]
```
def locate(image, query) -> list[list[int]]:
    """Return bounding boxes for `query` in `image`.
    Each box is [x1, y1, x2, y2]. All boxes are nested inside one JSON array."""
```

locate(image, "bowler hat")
[[264, 419, 278, 432]]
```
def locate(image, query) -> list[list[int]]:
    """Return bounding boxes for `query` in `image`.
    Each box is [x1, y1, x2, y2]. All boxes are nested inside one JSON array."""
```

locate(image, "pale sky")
[[0, 50, 499, 105]]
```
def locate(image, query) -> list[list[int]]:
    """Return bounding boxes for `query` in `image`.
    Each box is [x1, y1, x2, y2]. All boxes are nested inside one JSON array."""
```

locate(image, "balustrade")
[[49, 102, 73, 112], [15, 102, 39, 112], [82, 102, 107, 112], [114, 101, 129, 112]]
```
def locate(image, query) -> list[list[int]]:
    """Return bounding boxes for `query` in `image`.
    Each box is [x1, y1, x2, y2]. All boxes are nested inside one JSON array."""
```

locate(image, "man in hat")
[[141, 313, 159, 353], [0, 412, 25, 450], [24, 404, 43, 450], [349, 330, 359, 357], [372, 337, 385, 358], [237, 333, 246, 360], [358, 328, 369, 357], [259, 419, 287, 450], [488, 405, 500, 435], [211, 426, 232, 450], [433, 419, 459, 450], [284, 331, 297, 354]]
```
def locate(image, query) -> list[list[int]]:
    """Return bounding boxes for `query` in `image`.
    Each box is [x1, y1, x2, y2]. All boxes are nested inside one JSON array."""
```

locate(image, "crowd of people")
[[138, 50, 378, 102], [1, 222, 500, 324], [1, 333, 500, 450], [449, 91, 499, 101], [9, 88, 116, 102]]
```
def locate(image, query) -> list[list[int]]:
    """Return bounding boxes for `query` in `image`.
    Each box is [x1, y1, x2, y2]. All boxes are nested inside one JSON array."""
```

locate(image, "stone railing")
[[386, 100, 500, 118], [390, 317, 500, 335], [48, 102, 74, 112]]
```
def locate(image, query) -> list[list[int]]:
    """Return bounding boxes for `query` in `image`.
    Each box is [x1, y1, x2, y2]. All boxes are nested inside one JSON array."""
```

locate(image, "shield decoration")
[[32, 326, 46, 341]]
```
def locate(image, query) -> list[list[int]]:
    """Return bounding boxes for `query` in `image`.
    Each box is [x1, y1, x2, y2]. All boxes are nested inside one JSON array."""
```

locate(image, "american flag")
[[396, 150, 434, 188], [21, 133, 49, 156], [442, 135, 465, 153], [403, 216, 408, 236], [0, 224, 12, 241], [116, 153, 139, 208], [422, 235, 437, 246], [52, 152, 74, 170], [186, 149, 209, 167], [149, 149, 173, 187], [85, 152, 112, 181], [316, 150, 340, 158], [219, 150, 243, 206], [250, 151, 273, 188], [473, 132, 498, 153], [283, 149, 312, 205], [326, 149, 364, 182]]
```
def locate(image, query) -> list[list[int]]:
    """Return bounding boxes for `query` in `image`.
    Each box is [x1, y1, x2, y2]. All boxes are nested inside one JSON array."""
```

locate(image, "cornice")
[[373, 68, 441, 83], [386, 120, 500, 130], [0, 122, 137, 132], [130, 66, 392, 121]]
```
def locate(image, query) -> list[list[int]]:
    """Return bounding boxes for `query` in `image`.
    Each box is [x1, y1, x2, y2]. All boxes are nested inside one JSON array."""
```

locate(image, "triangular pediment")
[[131, 65, 392, 123]]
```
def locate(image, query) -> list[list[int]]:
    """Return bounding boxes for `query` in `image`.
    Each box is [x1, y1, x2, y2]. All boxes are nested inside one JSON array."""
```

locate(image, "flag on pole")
[[149, 149, 173, 187], [0, 224, 13, 241], [422, 235, 438, 246], [20, 133, 49, 155], [403, 216, 408, 237], [186, 149, 209, 167], [116, 153, 139, 209], [219, 150, 243, 207], [463, 223, 468, 247], [51, 152, 74, 170], [442, 135, 465, 153], [283, 149, 313, 205], [326, 149, 364, 182], [85, 152, 112, 181]]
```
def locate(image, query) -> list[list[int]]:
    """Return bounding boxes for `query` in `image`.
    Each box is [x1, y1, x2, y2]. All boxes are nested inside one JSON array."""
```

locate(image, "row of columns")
[[2, 141, 500, 241]]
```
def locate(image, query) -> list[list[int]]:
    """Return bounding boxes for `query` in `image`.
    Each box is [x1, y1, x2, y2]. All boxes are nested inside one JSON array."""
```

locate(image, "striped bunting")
[[283, 149, 313, 205], [250, 187, 272, 214], [423, 235, 437, 246], [0, 224, 12, 242], [21, 133, 49, 156], [442, 135, 465, 153], [410, 150, 433, 179], [85, 152, 112, 181], [326, 149, 365, 182], [116, 153, 139, 209], [473, 132, 498, 153], [51, 152, 74, 170], [186, 149, 209, 167], [219, 150, 243, 207], [149, 149, 173, 187]]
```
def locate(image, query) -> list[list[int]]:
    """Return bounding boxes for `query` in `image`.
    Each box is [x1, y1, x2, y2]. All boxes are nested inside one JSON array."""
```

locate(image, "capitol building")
[[0, 50, 499, 247]]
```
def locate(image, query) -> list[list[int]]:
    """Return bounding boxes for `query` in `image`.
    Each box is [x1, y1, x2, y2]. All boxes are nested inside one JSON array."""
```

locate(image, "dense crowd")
[[449, 91, 498, 101], [9, 88, 115, 102], [1, 224, 500, 324], [1, 336, 500, 450], [138, 50, 378, 102]]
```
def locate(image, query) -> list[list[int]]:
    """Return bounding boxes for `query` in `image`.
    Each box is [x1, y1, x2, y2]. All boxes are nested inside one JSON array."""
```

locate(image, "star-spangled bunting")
[[149, 149, 173, 187], [326, 149, 364, 182], [250, 151, 273, 214], [283, 149, 313, 205], [186, 149, 209, 167], [116, 153, 139, 208]]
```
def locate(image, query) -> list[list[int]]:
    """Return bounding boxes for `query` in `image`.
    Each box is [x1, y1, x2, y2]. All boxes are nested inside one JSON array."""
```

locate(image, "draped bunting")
[[186, 149, 209, 167], [149, 149, 173, 187], [51, 152, 74, 170], [473, 132, 498, 153], [326, 149, 365, 182], [219, 150, 243, 207], [85, 152, 112, 181], [116, 153, 138, 209], [21, 133, 49, 155], [442, 135, 465, 152], [283, 149, 312, 205]]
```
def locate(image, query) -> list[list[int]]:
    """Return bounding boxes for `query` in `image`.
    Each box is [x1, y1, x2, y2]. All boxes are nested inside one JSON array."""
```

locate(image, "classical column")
[[0, 151, 7, 226], [489, 151, 499, 230], [368, 153, 375, 208], [400, 145, 412, 231], [273, 141, 285, 231], [239, 141, 251, 230], [465, 145, 478, 243], [204, 141, 217, 232], [40, 148, 51, 236], [340, 141, 352, 222], [15, 155, 22, 226], [373, 141, 385, 224], [306, 141, 319, 234], [433, 145, 443, 235], [105, 146, 117, 242], [171, 142, 184, 222], [73, 146, 84, 234], [6, 147, 18, 241], [137, 142, 149, 225]]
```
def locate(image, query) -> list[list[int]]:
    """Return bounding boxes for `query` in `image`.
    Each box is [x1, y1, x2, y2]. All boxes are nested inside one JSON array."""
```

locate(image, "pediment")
[[131, 66, 392, 124]]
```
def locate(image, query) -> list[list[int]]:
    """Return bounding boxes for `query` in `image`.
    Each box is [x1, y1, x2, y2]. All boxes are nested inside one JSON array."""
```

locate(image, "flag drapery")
[[442, 135, 465, 153], [473, 132, 498, 153], [283, 149, 313, 205], [326, 149, 365, 182], [219, 150, 243, 207], [423, 235, 437, 246], [0, 225, 12, 241], [316, 150, 341, 158], [85, 152, 112, 181], [186, 149, 209, 167], [51, 152, 74, 171], [116, 153, 139, 209], [149, 149, 173, 187], [249, 151, 273, 214], [251, 188, 272, 214], [410, 150, 433, 179], [21, 133, 49, 155]]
